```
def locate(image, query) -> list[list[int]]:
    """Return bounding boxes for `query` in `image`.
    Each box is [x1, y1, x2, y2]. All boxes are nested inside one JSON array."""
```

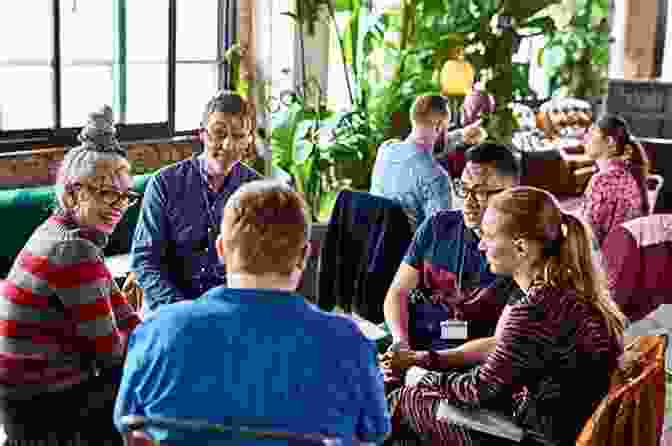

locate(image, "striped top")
[[432, 283, 622, 444], [0, 214, 140, 400]]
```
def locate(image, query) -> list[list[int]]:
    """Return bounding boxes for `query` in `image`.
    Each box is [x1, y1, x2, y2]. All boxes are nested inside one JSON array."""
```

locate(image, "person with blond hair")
[[0, 106, 140, 445], [370, 94, 482, 228], [115, 180, 391, 445], [387, 186, 624, 446], [131, 90, 262, 313]]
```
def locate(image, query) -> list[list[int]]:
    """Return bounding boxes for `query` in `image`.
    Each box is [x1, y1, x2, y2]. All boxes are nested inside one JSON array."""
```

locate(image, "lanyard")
[[197, 157, 230, 247]]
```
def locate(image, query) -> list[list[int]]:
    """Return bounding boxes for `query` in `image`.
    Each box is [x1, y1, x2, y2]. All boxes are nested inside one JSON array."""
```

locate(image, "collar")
[[197, 154, 239, 191], [459, 212, 480, 243], [406, 133, 434, 152], [49, 213, 109, 248], [596, 157, 626, 172], [205, 287, 306, 306]]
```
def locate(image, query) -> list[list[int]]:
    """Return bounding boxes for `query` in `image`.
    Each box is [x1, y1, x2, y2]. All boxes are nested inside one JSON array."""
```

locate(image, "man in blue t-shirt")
[[369, 94, 482, 229], [382, 143, 522, 360], [115, 180, 390, 445]]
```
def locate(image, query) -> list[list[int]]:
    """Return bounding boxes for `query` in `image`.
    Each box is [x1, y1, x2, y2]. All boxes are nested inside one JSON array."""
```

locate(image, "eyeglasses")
[[453, 179, 505, 202], [77, 184, 141, 207], [207, 130, 250, 146]]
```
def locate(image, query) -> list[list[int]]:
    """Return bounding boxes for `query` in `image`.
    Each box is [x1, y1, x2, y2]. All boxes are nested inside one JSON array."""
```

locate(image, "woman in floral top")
[[385, 187, 625, 446], [581, 113, 650, 244]]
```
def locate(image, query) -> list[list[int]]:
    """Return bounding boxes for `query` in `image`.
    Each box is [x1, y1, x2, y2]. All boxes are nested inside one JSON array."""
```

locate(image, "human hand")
[[463, 123, 484, 145], [378, 349, 418, 371]]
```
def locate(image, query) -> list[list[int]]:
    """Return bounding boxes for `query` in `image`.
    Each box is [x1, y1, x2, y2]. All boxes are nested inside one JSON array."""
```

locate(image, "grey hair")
[[201, 89, 252, 129], [54, 105, 130, 210], [224, 179, 310, 238]]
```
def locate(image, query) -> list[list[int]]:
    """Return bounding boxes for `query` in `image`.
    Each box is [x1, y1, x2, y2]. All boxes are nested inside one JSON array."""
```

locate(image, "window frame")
[[0, 0, 236, 153]]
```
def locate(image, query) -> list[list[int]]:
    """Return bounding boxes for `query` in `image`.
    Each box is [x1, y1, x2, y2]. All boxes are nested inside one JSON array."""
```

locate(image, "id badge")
[[440, 320, 468, 340]]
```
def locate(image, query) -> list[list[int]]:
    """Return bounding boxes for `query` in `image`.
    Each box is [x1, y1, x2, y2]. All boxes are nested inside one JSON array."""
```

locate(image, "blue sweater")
[[114, 287, 391, 445]]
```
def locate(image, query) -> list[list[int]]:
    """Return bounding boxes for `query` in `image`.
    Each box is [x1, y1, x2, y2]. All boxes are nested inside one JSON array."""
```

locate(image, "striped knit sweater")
[[394, 283, 623, 445], [0, 214, 140, 400]]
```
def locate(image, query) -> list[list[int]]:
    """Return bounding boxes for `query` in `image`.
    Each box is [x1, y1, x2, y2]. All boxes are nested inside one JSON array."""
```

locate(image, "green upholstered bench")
[[0, 174, 152, 277]]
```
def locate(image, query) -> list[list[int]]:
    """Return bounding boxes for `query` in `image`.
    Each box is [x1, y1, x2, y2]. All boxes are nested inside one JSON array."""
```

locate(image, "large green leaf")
[[333, 0, 358, 12], [292, 120, 316, 164], [422, 0, 447, 15], [270, 103, 304, 171]]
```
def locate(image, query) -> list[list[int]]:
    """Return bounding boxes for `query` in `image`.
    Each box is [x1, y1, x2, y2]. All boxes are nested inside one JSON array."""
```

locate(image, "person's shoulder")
[[34, 221, 101, 264], [379, 138, 405, 150], [138, 299, 201, 336], [589, 167, 620, 187], [378, 139, 417, 160], [236, 162, 263, 180], [302, 304, 371, 344], [158, 157, 196, 176], [425, 209, 463, 229], [150, 157, 198, 186], [524, 282, 590, 314]]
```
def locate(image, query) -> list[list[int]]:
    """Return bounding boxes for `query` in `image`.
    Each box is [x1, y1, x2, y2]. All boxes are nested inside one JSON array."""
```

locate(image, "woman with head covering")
[[386, 186, 624, 446], [582, 113, 650, 244], [0, 105, 140, 445]]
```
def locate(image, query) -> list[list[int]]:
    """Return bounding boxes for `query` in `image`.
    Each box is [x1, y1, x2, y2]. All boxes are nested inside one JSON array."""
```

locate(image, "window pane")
[[327, 12, 350, 111], [0, 1, 52, 62], [176, 0, 218, 60], [61, 66, 113, 127], [271, 0, 295, 99], [126, 63, 168, 123], [127, 0, 168, 124], [128, 0, 168, 62], [60, 1, 113, 62], [175, 63, 218, 131], [0, 67, 53, 130]]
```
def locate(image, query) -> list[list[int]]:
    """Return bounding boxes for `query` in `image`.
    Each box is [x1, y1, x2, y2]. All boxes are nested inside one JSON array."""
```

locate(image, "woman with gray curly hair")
[[0, 105, 141, 445]]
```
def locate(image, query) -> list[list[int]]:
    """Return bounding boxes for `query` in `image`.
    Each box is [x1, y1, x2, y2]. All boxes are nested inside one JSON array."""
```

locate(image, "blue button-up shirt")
[[113, 288, 391, 445], [130, 156, 261, 311]]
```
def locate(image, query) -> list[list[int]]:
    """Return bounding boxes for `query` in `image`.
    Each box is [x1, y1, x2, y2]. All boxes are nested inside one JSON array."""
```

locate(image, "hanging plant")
[[538, 0, 610, 98]]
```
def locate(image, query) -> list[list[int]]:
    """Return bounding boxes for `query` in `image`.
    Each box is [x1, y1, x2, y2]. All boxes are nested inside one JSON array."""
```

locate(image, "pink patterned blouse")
[[581, 158, 646, 244]]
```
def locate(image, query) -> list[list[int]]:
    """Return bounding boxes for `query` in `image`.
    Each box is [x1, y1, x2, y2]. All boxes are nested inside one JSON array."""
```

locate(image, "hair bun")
[[77, 105, 125, 156]]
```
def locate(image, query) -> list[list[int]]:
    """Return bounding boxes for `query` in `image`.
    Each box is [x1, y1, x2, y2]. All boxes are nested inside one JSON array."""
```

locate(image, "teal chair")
[[0, 174, 152, 277]]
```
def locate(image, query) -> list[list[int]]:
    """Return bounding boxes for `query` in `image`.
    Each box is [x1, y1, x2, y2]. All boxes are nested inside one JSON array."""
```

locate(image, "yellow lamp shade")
[[440, 59, 475, 96]]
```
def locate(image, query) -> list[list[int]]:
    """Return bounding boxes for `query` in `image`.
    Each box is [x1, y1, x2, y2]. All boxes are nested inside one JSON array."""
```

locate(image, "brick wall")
[[0, 142, 195, 189]]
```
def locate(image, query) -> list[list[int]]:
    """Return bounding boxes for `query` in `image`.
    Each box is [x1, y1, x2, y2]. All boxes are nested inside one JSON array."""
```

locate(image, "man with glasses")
[[380, 143, 521, 385], [130, 90, 262, 314]]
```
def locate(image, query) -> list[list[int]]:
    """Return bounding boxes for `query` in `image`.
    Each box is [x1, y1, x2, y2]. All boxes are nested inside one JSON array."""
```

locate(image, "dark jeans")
[[0, 367, 123, 445]]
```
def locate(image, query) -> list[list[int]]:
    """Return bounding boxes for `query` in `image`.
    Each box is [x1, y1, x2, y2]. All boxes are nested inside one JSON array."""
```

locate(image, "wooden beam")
[[623, 0, 659, 79]]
